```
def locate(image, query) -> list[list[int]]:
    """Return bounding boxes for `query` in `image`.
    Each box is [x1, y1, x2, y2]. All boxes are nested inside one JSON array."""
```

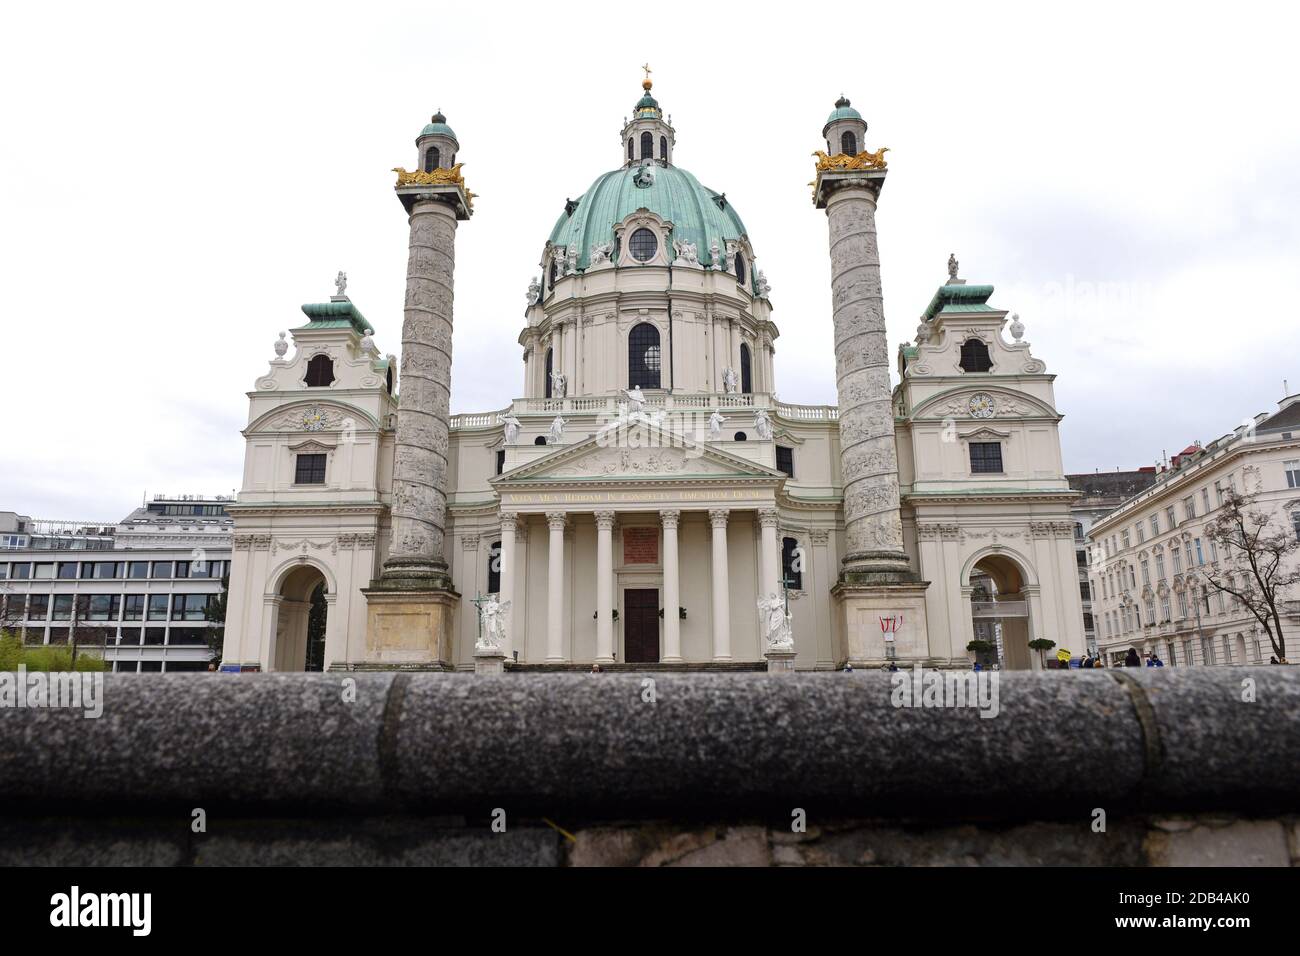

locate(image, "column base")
[[473, 648, 507, 675], [376, 556, 454, 592], [833, 579, 931, 665], [840, 551, 919, 586], [361, 584, 459, 670], [764, 649, 797, 672]]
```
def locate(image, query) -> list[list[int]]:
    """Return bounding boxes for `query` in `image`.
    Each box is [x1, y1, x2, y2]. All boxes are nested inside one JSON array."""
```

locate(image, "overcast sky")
[[3, 2, 1297, 520]]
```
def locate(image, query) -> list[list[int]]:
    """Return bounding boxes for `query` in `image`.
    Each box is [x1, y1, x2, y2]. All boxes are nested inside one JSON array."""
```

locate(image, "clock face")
[[301, 405, 325, 431], [968, 393, 996, 419]]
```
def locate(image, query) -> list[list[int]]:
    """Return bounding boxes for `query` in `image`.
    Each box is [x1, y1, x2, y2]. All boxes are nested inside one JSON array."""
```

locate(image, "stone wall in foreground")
[[1, 669, 1297, 865]]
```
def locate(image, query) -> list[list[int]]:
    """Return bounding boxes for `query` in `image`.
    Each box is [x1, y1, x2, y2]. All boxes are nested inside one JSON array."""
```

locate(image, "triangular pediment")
[[493, 418, 784, 484]]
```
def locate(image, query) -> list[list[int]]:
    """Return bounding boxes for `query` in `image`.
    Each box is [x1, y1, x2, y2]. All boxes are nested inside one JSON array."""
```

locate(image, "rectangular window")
[[172, 594, 210, 621], [1202, 488, 1211, 513], [495, 449, 506, 476], [1150, 515, 1159, 536], [10, 562, 31, 579], [1214, 481, 1224, 505], [1195, 538, 1204, 565], [968, 442, 1003, 474], [168, 627, 208, 646], [1178, 591, 1189, 618], [128, 561, 149, 579], [123, 594, 145, 621], [487, 541, 502, 594], [776, 445, 795, 478], [1155, 553, 1166, 581], [781, 536, 804, 590], [33, 562, 54, 580], [295, 453, 327, 484], [1160, 595, 1171, 622], [174, 560, 189, 578], [143, 627, 166, 646], [86, 595, 120, 621], [119, 627, 142, 645], [1135, 523, 1145, 544], [151, 561, 173, 579], [1184, 496, 1196, 520], [57, 561, 79, 580], [189, 560, 210, 578], [0, 564, 7, 580], [1173, 548, 1182, 573], [1122, 531, 1131, 550], [1286, 460, 1300, 489], [51, 594, 74, 621], [92, 562, 121, 580], [147, 594, 169, 620], [27, 594, 50, 620], [1166, 506, 1177, 530], [1141, 559, 1150, 585]]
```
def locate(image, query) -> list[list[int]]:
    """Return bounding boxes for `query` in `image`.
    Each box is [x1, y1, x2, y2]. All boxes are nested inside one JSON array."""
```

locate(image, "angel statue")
[[754, 408, 773, 441], [624, 385, 647, 416], [722, 367, 739, 394], [526, 277, 541, 306], [550, 369, 567, 398], [548, 414, 567, 443], [589, 240, 614, 266], [947, 253, 959, 282], [476, 596, 511, 652], [672, 238, 699, 266], [335, 271, 348, 297], [499, 414, 522, 445], [708, 408, 726, 440], [757, 593, 793, 650]]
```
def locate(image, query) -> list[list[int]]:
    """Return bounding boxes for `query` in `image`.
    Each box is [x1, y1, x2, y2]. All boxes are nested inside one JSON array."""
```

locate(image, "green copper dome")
[[417, 110, 458, 144], [547, 164, 750, 274], [822, 95, 863, 133]]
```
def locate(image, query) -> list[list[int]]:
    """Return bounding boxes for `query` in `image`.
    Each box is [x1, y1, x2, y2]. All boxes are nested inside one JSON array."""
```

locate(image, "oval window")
[[629, 228, 658, 262]]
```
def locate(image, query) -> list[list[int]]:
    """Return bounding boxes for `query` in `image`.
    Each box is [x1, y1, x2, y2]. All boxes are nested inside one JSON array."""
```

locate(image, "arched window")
[[628, 227, 658, 262], [386, 366, 394, 396], [781, 536, 803, 590], [305, 354, 335, 387], [534, 435, 547, 445], [640, 131, 653, 160], [840, 131, 857, 156], [734, 254, 747, 286], [659, 136, 667, 161], [544, 348, 553, 398], [959, 338, 993, 372], [628, 138, 634, 161], [733, 431, 747, 441], [549, 258, 557, 287], [423, 146, 440, 173], [628, 323, 662, 389], [739, 343, 753, 393]]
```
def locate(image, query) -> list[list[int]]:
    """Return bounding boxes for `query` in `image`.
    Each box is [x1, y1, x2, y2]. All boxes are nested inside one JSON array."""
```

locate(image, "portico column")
[[498, 512, 519, 658], [758, 508, 781, 598], [709, 508, 731, 661], [660, 510, 682, 662], [595, 511, 616, 663], [546, 512, 567, 662]]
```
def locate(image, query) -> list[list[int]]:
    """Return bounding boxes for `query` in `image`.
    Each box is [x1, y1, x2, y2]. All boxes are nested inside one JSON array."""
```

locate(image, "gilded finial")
[[641, 62, 653, 91]]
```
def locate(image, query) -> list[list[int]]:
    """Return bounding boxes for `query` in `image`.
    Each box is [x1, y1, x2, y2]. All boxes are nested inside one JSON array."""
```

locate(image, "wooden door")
[[623, 588, 660, 663]]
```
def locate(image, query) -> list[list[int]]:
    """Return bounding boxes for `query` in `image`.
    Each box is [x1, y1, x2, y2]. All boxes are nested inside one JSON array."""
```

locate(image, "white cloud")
[[2, 1, 1296, 517]]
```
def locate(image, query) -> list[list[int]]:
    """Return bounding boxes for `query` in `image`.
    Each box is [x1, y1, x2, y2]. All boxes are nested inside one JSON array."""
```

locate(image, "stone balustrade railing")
[[449, 393, 838, 429]]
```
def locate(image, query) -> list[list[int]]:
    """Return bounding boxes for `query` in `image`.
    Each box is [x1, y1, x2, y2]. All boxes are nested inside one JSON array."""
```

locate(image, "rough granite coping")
[[0, 670, 1296, 819]]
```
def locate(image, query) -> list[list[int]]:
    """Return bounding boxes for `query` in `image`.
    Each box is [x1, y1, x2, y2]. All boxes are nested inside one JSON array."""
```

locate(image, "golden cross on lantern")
[[641, 62, 652, 88]]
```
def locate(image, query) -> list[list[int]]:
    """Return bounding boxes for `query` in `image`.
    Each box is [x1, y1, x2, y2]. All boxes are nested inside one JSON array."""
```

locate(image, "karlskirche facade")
[[219, 78, 1085, 672]]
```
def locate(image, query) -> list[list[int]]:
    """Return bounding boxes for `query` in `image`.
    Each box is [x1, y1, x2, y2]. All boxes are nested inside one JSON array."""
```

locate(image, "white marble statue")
[[757, 593, 793, 650], [754, 408, 773, 440], [672, 238, 699, 265], [359, 328, 375, 355], [710, 238, 723, 271], [708, 409, 726, 439], [624, 386, 647, 416], [755, 270, 771, 297], [554, 247, 567, 278], [566, 244, 578, 275], [634, 164, 656, 188], [500, 414, 522, 445], [274, 331, 288, 359], [476, 596, 510, 651], [1009, 312, 1025, 342], [589, 240, 614, 266], [550, 370, 567, 398], [527, 277, 541, 305], [722, 367, 739, 394], [947, 253, 959, 282], [549, 415, 567, 443], [335, 271, 347, 296]]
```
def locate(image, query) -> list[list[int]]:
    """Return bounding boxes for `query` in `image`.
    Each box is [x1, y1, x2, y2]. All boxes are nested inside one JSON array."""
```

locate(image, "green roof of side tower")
[[417, 110, 457, 144], [822, 95, 863, 134]]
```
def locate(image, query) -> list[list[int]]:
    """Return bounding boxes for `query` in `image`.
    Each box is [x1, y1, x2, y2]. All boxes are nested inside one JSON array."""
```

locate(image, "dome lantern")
[[621, 65, 675, 168], [822, 95, 867, 157], [415, 109, 459, 173]]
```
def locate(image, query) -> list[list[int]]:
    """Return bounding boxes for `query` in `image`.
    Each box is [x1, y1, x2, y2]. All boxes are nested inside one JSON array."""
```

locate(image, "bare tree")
[[1198, 489, 1298, 661]]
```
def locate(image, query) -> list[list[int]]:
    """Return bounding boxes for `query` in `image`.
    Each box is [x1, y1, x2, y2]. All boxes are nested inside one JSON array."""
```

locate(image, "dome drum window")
[[628, 323, 662, 390], [959, 338, 994, 373], [628, 228, 658, 262]]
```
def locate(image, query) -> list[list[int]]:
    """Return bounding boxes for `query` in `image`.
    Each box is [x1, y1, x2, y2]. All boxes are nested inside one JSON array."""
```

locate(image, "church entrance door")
[[623, 588, 660, 663]]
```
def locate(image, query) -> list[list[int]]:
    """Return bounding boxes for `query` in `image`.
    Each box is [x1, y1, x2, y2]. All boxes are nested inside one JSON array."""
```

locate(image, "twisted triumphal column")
[[813, 97, 929, 663], [364, 114, 474, 670]]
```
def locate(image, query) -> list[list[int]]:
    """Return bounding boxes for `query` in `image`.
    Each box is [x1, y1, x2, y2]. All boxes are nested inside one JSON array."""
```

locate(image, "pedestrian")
[[1124, 648, 1141, 667]]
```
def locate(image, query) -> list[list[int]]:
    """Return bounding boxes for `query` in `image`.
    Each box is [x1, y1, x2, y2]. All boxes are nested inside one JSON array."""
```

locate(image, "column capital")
[[758, 508, 780, 529], [708, 508, 730, 529], [659, 509, 681, 529], [499, 511, 521, 534], [546, 511, 568, 531], [594, 510, 616, 531]]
